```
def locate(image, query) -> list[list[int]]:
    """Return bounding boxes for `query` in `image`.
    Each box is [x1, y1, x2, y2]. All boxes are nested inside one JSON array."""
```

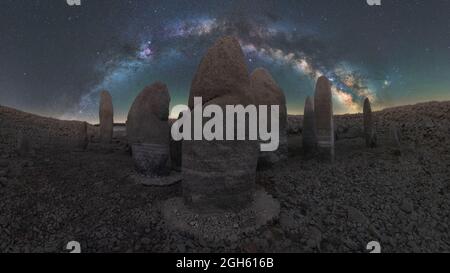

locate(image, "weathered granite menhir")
[[314, 76, 335, 162], [183, 36, 259, 211], [363, 97, 377, 148], [99, 90, 114, 144], [302, 96, 317, 154], [162, 37, 279, 244], [76, 122, 89, 151], [389, 124, 402, 155], [250, 68, 288, 168], [16, 130, 32, 156], [127, 82, 171, 176]]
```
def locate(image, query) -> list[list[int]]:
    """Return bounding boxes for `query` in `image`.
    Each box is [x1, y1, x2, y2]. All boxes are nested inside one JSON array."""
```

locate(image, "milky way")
[[63, 15, 381, 122], [1, 0, 449, 123]]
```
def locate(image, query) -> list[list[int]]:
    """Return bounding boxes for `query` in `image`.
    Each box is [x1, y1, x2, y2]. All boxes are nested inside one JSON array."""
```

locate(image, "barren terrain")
[[0, 101, 449, 253]]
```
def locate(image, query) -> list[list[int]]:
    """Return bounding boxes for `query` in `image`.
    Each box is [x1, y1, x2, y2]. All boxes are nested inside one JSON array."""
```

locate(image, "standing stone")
[[77, 122, 89, 150], [250, 68, 288, 167], [363, 97, 377, 148], [16, 130, 31, 156], [183, 36, 259, 212], [99, 91, 113, 144], [302, 96, 317, 154], [389, 124, 402, 155], [127, 82, 171, 175], [314, 76, 334, 161]]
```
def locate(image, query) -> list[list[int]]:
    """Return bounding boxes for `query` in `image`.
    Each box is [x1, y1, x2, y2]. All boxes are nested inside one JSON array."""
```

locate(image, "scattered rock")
[[346, 206, 369, 226], [400, 199, 414, 214]]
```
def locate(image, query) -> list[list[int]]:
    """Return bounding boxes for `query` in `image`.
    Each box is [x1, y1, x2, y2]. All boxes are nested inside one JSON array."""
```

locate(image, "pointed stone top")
[[99, 90, 113, 113], [129, 81, 170, 121], [215, 35, 241, 48], [363, 97, 372, 112], [189, 36, 250, 108], [100, 90, 112, 100]]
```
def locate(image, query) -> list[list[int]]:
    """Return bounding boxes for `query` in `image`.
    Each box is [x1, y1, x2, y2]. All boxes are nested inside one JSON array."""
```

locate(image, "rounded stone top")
[[100, 90, 111, 99], [250, 67, 286, 106], [250, 68, 276, 86], [127, 81, 171, 144], [315, 76, 332, 98], [189, 36, 251, 108], [314, 75, 333, 132], [129, 82, 170, 121], [99, 90, 113, 114]]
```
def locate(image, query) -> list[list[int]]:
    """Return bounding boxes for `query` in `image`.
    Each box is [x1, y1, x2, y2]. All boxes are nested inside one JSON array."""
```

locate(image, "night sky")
[[0, 0, 449, 123]]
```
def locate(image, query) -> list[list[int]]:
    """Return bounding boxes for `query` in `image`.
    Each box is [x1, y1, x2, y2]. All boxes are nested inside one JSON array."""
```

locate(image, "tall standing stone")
[[314, 76, 334, 161], [389, 124, 401, 155], [363, 97, 377, 148], [250, 68, 288, 167], [99, 90, 113, 144], [302, 96, 317, 154], [16, 130, 31, 156], [127, 82, 171, 175], [77, 122, 89, 150], [183, 36, 259, 212]]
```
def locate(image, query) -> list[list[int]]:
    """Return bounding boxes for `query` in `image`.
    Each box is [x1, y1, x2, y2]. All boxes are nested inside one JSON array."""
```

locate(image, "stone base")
[[130, 172, 182, 187], [131, 143, 170, 176], [161, 189, 280, 243]]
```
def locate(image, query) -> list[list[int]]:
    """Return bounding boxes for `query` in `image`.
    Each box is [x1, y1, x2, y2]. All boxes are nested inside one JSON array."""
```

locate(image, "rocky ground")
[[0, 101, 449, 253]]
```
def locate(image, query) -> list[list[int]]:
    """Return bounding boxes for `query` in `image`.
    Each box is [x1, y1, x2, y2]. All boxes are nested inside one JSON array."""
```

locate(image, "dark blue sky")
[[0, 0, 449, 123]]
